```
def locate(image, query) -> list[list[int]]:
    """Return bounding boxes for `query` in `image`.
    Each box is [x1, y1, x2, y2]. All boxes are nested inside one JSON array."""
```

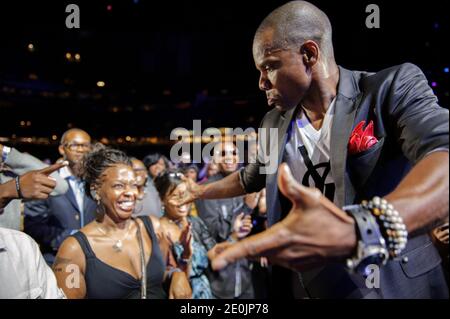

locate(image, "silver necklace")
[[96, 221, 132, 252]]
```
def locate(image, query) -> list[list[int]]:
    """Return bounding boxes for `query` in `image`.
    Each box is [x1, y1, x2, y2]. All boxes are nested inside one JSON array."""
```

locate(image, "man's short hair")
[[255, 1, 334, 60]]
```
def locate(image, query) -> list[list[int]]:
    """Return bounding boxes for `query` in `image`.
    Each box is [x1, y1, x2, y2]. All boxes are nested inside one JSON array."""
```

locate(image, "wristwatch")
[[343, 204, 389, 276]]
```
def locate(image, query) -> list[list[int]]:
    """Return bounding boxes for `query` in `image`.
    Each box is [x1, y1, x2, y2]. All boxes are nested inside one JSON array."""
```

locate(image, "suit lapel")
[[267, 106, 299, 225], [330, 66, 362, 207], [277, 107, 298, 160]]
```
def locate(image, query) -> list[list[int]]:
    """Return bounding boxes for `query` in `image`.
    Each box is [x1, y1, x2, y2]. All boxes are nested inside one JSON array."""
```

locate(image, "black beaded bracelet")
[[361, 196, 408, 258], [15, 176, 23, 199]]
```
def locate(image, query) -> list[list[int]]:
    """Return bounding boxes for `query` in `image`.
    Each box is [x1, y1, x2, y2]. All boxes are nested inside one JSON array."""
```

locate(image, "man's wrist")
[[0, 179, 20, 201], [7, 178, 20, 199], [343, 204, 389, 275], [197, 183, 207, 199], [361, 196, 408, 258]]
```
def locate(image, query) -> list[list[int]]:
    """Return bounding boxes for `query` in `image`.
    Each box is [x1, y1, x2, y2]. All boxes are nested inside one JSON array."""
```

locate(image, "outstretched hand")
[[211, 163, 357, 272], [19, 161, 68, 200], [168, 175, 203, 207]]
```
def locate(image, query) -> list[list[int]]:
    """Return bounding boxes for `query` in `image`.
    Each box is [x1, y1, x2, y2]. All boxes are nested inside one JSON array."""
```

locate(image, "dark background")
[[0, 0, 448, 160]]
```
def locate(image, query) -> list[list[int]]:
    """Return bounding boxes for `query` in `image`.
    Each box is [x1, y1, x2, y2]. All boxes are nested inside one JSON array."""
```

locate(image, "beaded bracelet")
[[361, 196, 408, 258]]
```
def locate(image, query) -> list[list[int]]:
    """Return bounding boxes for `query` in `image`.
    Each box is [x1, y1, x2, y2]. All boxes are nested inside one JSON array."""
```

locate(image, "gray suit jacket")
[[0, 148, 68, 230], [239, 63, 449, 298]]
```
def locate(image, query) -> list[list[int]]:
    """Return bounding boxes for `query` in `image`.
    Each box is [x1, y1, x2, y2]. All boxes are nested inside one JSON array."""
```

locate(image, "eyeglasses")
[[64, 143, 92, 151]]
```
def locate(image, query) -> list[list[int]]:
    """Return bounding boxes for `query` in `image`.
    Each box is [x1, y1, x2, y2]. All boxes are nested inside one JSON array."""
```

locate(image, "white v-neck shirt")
[[284, 98, 337, 203]]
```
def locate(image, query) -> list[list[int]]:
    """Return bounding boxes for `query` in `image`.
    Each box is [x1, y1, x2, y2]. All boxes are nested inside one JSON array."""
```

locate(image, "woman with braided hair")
[[53, 144, 191, 299]]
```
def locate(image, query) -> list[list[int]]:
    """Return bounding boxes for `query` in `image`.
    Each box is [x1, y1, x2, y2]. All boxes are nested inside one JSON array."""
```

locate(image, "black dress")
[[72, 216, 167, 299]]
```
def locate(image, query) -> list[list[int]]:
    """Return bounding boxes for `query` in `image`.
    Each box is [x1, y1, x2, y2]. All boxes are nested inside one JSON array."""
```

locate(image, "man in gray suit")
[[178, 1, 449, 298], [0, 144, 68, 230]]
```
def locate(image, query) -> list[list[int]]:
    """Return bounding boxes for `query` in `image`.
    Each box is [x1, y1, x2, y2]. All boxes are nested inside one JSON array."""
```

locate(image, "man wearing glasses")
[[24, 129, 97, 265]]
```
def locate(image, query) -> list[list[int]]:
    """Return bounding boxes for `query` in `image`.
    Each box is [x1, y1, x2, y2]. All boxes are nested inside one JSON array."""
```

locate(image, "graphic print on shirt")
[[298, 145, 335, 201], [284, 99, 336, 203]]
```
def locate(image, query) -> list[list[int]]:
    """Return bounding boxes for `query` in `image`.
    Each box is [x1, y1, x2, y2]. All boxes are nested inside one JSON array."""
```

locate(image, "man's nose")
[[259, 73, 271, 91]]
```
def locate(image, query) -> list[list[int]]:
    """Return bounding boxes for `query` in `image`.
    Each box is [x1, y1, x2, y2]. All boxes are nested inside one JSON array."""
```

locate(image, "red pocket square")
[[348, 120, 378, 155]]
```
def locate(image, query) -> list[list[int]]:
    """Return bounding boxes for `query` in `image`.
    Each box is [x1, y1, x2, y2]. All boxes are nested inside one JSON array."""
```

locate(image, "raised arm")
[[1, 145, 68, 196], [0, 162, 68, 209]]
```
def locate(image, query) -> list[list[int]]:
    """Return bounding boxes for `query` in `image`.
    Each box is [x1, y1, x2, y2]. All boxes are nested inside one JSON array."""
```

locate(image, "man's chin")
[[274, 105, 289, 112], [274, 101, 299, 112]]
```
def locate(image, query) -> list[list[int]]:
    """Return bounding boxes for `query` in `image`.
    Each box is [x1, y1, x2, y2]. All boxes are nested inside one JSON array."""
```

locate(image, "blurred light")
[[65, 52, 72, 60], [26, 121, 31, 126], [133, 0, 139, 4], [431, 82, 437, 87], [444, 67, 449, 73], [74, 53, 81, 61], [107, 4, 112, 11], [433, 22, 439, 29], [52, 135, 58, 141], [27, 43, 35, 52], [20, 121, 25, 126], [28, 73, 38, 80], [97, 81, 106, 87], [125, 136, 131, 142]]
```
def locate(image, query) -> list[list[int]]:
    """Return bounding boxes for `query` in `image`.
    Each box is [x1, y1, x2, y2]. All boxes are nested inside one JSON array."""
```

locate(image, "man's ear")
[[58, 144, 65, 157], [300, 40, 319, 66]]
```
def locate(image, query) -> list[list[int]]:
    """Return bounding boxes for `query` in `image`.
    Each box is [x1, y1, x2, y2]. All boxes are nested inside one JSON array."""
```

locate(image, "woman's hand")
[[232, 212, 253, 239], [179, 222, 193, 260], [169, 271, 192, 299]]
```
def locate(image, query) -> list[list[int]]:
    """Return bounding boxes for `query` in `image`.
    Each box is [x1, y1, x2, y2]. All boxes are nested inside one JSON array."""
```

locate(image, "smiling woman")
[[52, 144, 192, 299]]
